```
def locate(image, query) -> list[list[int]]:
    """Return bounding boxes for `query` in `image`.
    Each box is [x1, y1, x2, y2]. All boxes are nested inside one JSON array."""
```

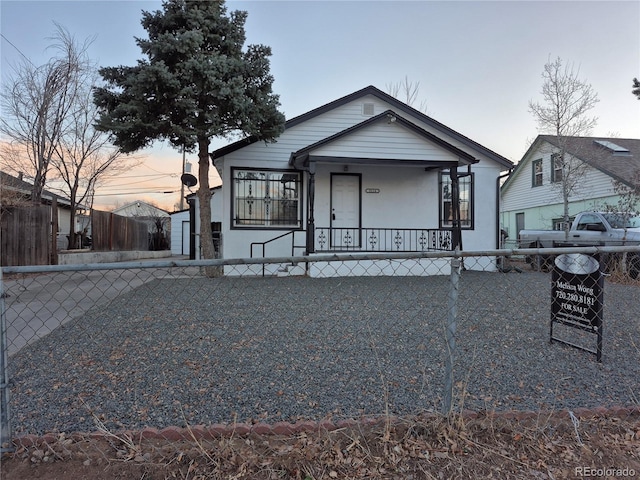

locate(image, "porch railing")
[[315, 227, 453, 252]]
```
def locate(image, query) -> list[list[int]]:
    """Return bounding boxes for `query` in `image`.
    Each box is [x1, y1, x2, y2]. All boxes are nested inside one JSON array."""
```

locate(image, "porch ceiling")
[[294, 155, 459, 171]]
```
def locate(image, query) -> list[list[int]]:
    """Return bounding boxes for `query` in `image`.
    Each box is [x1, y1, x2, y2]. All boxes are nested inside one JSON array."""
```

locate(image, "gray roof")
[[502, 135, 640, 192], [0, 171, 72, 207], [539, 135, 640, 187]]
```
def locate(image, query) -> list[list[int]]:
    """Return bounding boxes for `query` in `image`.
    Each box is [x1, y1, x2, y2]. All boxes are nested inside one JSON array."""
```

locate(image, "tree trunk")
[[197, 137, 214, 259], [68, 191, 77, 249], [196, 136, 220, 276]]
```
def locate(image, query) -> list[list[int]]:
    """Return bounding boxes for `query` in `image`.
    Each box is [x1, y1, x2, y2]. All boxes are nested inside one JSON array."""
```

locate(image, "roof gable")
[[211, 85, 513, 168], [113, 201, 170, 217], [288, 109, 477, 169], [502, 135, 640, 193]]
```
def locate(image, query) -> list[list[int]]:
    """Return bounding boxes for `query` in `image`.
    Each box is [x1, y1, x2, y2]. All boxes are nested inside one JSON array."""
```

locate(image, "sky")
[[1, 0, 639, 211]]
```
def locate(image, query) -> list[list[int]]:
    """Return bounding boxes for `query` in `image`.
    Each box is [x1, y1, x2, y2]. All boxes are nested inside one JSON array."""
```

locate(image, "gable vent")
[[362, 103, 374, 116]]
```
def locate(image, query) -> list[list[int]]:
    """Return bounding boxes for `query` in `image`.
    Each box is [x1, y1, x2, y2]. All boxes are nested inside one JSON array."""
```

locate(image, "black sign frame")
[[550, 254, 604, 362]]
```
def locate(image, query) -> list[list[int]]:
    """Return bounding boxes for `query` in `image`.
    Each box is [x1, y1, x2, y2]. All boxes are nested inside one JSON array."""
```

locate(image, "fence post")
[[0, 267, 12, 451], [443, 254, 461, 416]]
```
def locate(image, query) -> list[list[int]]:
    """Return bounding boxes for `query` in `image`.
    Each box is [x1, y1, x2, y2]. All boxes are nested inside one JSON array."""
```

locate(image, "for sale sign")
[[550, 253, 603, 362]]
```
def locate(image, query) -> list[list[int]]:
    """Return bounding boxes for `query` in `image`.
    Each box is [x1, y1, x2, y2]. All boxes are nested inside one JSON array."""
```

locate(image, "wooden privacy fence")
[[0, 206, 51, 266], [91, 210, 149, 251]]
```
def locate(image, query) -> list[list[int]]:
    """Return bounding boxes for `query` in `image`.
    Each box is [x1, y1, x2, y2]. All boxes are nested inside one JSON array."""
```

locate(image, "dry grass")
[[2, 410, 639, 480]]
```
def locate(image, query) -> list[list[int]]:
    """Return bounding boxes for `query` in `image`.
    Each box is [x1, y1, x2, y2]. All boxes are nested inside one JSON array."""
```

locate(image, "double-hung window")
[[532, 159, 543, 187], [232, 168, 302, 228], [440, 172, 473, 229], [550, 153, 563, 183]]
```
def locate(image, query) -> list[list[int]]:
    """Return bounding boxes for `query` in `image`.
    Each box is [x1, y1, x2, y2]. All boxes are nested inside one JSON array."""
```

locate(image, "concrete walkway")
[[1, 256, 190, 356]]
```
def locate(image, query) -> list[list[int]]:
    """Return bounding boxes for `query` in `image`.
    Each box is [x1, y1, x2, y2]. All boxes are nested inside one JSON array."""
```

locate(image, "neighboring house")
[[112, 201, 171, 250], [198, 85, 513, 276], [0, 171, 77, 250], [501, 135, 640, 241], [171, 186, 222, 258], [112, 201, 169, 222]]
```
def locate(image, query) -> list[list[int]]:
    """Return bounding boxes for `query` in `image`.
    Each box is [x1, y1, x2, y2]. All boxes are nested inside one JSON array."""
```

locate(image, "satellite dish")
[[181, 173, 197, 188]]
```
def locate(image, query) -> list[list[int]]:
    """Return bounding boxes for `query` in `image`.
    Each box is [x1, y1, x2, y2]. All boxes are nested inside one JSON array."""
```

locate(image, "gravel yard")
[[8, 269, 640, 435]]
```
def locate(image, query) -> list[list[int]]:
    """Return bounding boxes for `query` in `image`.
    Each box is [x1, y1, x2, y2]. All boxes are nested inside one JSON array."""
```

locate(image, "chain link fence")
[[1, 246, 639, 461]]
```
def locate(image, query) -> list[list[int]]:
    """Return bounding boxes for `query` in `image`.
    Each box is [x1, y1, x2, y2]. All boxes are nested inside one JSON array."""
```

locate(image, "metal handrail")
[[250, 230, 296, 258], [250, 230, 306, 276]]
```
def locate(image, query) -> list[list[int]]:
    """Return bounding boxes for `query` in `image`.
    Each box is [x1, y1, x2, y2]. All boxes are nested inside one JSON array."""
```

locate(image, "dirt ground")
[[2, 410, 639, 479]]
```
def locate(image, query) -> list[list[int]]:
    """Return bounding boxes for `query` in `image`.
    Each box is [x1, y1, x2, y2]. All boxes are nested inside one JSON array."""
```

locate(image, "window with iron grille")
[[440, 172, 473, 229], [232, 168, 302, 228]]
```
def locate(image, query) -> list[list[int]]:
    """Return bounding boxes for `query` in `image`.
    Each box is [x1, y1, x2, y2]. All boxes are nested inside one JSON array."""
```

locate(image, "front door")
[[331, 173, 361, 248]]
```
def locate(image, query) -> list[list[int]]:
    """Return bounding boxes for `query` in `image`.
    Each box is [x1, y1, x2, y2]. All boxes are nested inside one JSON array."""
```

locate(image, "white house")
[[501, 135, 640, 242], [112, 201, 171, 250], [112, 201, 169, 225], [200, 86, 513, 276]]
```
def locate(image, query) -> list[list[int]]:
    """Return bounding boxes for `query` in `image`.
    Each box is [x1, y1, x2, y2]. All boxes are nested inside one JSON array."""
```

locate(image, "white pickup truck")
[[518, 211, 640, 276], [518, 212, 640, 248]]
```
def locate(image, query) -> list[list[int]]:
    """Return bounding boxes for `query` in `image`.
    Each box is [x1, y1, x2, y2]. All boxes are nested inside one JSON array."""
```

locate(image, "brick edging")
[[11, 405, 640, 448]]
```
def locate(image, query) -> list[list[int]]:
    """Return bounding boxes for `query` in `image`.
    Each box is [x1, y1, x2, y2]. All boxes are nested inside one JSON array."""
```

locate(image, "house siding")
[[312, 121, 460, 162]]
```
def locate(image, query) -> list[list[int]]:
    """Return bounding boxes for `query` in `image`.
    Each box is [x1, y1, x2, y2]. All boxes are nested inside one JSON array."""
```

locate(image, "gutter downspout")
[[496, 168, 514, 249], [188, 197, 196, 260]]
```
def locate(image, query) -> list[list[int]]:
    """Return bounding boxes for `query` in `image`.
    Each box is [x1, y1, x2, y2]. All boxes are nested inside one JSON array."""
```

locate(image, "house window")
[[232, 168, 302, 228], [532, 159, 543, 187], [440, 172, 473, 229], [551, 154, 563, 183], [552, 217, 573, 231]]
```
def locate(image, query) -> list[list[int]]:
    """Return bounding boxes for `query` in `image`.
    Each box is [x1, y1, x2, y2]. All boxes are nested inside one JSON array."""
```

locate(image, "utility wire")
[[94, 190, 178, 197], [1, 33, 35, 66]]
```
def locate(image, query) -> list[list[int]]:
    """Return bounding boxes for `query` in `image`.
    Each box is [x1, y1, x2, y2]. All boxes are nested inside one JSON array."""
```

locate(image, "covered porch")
[[288, 109, 478, 256]]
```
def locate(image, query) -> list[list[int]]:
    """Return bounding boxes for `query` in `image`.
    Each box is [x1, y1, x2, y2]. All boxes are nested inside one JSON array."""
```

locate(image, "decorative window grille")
[[232, 169, 301, 227], [440, 172, 473, 229]]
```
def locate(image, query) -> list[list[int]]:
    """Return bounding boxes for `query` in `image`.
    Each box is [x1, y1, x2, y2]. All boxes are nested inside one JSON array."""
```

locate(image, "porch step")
[[276, 262, 305, 277]]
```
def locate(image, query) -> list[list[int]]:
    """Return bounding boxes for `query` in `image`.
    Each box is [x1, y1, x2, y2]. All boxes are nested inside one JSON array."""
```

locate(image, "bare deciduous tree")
[[49, 74, 138, 249], [1, 25, 138, 249], [0, 24, 91, 203], [385, 76, 428, 113], [602, 169, 640, 275], [529, 57, 599, 238]]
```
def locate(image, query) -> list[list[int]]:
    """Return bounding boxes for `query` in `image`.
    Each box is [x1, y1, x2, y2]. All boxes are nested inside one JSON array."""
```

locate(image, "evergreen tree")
[[94, 0, 285, 260], [633, 78, 640, 100]]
